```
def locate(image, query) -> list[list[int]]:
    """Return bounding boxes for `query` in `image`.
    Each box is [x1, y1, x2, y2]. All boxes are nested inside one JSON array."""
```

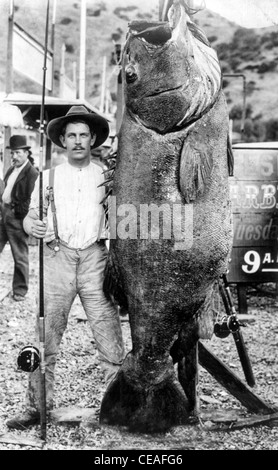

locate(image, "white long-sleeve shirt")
[[29, 161, 107, 249]]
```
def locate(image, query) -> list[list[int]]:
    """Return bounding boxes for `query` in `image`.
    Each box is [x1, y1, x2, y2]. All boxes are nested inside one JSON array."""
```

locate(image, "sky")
[[7, 1, 278, 29], [204, 0, 278, 28]]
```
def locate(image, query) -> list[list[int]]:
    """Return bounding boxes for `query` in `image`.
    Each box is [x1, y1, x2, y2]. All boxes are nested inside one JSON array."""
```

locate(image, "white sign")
[[13, 22, 53, 91]]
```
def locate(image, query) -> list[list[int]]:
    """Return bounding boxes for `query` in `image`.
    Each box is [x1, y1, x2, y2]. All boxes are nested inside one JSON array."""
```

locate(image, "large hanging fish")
[[100, 0, 233, 433]]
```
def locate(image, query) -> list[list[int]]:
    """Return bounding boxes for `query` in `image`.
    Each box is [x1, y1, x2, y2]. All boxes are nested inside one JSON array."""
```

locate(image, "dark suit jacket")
[[0, 178, 4, 203], [4, 161, 39, 219]]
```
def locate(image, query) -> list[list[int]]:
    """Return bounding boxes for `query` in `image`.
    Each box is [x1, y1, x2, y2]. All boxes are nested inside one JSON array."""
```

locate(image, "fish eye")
[[136, 26, 172, 46]]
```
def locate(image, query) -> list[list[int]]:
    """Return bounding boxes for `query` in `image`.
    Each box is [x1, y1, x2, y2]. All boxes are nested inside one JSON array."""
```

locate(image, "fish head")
[[122, 0, 222, 133]]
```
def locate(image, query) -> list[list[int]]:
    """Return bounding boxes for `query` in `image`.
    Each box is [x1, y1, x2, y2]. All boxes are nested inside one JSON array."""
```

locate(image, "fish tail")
[[99, 356, 190, 433]]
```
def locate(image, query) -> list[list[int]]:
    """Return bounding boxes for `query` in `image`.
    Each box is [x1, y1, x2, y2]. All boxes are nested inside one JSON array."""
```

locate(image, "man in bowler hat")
[[0, 135, 38, 301], [6, 106, 125, 429]]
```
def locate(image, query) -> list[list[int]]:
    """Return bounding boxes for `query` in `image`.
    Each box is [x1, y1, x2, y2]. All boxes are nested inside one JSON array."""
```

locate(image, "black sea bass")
[[100, 0, 233, 432]]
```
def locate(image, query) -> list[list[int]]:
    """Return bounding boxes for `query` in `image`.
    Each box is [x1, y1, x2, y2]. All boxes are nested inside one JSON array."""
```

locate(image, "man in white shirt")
[[6, 106, 125, 430], [0, 135, 38, 301]]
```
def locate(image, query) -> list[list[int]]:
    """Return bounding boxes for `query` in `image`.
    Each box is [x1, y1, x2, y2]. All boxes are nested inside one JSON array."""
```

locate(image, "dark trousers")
[[0, 203, 29, 296]]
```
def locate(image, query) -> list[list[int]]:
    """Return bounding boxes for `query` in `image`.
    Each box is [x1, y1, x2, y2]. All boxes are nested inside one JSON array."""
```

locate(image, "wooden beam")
[[198, 341, 276, 414], [0, 434, 44, 448], [0, 288, 10, 302], [50, 407, 97, 426], [210, 411, 278, 431]]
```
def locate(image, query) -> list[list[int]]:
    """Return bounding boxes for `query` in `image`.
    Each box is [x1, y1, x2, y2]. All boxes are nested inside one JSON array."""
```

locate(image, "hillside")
[[0, 0, 278, 129]]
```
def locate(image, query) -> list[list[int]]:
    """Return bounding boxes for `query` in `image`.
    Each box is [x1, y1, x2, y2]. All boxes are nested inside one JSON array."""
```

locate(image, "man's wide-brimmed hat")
[[46, 105, 110, 149], [6, 135, 31, 150]]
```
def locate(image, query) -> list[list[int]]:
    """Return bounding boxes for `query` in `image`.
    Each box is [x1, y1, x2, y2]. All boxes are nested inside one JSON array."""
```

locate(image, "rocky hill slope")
[[0, 0, 277, 130]]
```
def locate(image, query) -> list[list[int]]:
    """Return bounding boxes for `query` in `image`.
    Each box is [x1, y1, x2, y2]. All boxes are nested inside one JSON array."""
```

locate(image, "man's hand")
[[31, 218, 48, 238], [23, 209, 48, 238]]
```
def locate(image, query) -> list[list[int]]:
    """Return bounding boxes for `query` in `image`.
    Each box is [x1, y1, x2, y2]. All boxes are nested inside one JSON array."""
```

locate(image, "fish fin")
[[227, 134, 234, 177], [197, 282, 219, 339], [97, 148, 117, 196], [103, 252, 128, 313], [99, 355, 190, 433], [179, 138, 213, 203], [187, 21, 211, 48]]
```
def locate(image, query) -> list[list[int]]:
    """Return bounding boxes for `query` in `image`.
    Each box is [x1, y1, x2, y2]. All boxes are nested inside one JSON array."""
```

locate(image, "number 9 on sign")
[[242, 250, 260, 274]]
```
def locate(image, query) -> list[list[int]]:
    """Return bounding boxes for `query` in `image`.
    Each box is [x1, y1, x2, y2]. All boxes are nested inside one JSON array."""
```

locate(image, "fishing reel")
[[214, 314, 240, 339], [17, 345, 40, 372]]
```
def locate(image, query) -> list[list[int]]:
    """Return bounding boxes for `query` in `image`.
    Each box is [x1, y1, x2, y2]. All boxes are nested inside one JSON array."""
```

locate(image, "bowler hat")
[[6, 135, 31, 150], [46, 105, 110, 149]]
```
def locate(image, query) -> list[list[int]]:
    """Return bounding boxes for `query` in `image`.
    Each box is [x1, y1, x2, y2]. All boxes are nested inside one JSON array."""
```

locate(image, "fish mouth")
[[129, 21, 172, 48], [147, 84, 183, 98]]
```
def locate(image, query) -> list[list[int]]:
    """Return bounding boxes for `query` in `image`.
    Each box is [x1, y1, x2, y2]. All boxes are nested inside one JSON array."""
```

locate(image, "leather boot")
[[6, 410, 40, 430]]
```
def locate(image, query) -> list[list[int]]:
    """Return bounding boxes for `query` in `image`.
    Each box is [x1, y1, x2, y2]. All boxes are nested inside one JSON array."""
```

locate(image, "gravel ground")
[[0, 244, 278, 451]]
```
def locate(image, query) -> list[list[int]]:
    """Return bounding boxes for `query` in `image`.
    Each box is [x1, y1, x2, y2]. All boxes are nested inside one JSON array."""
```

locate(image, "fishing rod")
[[37, 0, 50, 442], [16, 0, 50, 443], [215, 274, 255, 388]]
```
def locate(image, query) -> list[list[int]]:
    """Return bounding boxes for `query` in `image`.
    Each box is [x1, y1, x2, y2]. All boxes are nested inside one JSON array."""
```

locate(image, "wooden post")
[[3, 0, 14, 176], [194, 341, 200, 417], [177, 341, 200, 415], [115, 44, 123, 135], [159, 0, 171, 21], [45, 137, 52, 169], [78, 0, 86, 100], [73, 61, 77, 95], [59, 43, 66, 98], [3, 129, 11, 178], [100, 56, 107, 113], [49, 0, 57, 96], [6, 0, 14, 94], [237, 283, 248, 314]]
